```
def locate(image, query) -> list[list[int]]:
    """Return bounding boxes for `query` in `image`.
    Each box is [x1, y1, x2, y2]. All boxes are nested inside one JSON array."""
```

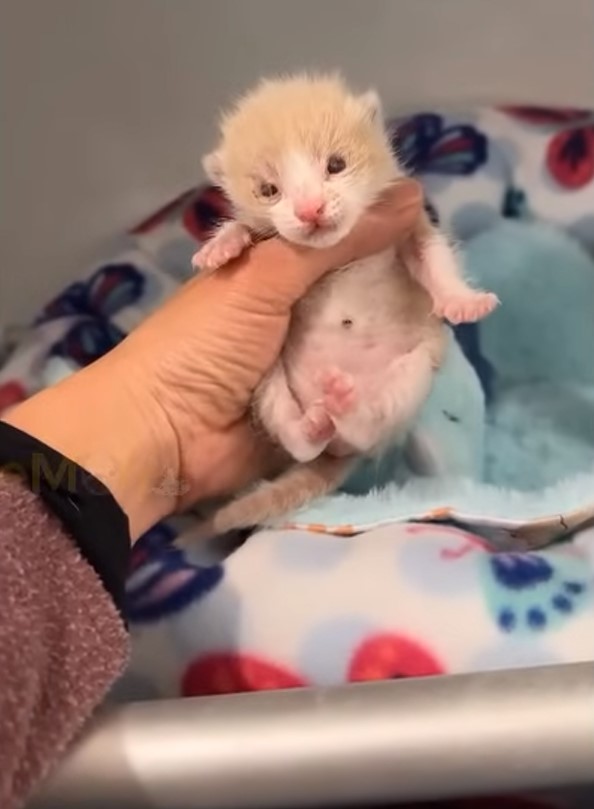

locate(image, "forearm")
[[0, 473, 128, 809]]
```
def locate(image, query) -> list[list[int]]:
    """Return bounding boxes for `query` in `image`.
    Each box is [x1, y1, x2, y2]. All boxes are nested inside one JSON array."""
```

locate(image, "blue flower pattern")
[[391, 113, 488, 176], [126, 523, 224, 624], [37, 263, 145, 324]]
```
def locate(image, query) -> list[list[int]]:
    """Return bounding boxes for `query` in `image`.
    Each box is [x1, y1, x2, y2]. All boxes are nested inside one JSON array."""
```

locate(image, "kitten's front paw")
[[321, 369, 357, 417], [192, 225, 251, 272], [434, 291, 499, 325]]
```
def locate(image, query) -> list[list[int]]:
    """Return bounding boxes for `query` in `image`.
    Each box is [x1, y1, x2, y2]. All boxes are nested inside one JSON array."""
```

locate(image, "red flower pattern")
[[348, 633, 445, 681], [182, 185, 232, 243], [0, 381, 26, 415], [181, 652, 307, 697], [546, 126, 594, 189], [498, 105, 592, 125]]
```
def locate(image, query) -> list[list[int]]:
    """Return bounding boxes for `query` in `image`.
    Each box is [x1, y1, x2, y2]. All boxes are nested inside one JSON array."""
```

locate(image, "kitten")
[[178, 74, 497, 544]]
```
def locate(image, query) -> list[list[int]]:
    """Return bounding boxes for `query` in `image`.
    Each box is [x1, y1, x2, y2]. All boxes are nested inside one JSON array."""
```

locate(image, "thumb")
[[238, 178, 424, 307]]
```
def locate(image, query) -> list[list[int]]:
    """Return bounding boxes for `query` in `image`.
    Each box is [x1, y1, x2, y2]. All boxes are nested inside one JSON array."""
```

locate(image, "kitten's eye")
[[327, 155, 346, 175], [259, 181, 279, 199]]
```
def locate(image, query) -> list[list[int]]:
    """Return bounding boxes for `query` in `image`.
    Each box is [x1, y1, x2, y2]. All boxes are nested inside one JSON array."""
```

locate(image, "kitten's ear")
[[202, 149, 225, 185], [358, 89, 382, 124]]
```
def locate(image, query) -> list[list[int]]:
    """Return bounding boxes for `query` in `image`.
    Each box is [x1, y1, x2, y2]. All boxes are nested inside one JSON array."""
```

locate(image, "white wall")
[[1, 0, 593, 326]]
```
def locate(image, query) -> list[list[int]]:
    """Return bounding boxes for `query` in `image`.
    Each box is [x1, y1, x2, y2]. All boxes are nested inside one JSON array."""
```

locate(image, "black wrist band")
[[0, 421, 130, 619]]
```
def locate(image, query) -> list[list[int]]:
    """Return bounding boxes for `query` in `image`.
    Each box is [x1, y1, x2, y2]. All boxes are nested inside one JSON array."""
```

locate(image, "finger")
[[234, 178, 424, 306]]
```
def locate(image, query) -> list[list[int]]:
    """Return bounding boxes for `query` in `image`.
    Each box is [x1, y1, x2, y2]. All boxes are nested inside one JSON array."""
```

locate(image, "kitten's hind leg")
[[256, 363, 335, 463], [334, 345, 436, 454], [177, 454, 354, 548], [192, 221, 252, 273]]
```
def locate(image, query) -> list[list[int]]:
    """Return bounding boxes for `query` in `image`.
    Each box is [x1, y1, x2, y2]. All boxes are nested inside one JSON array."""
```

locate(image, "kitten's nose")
[[294, 198, 325, 224]]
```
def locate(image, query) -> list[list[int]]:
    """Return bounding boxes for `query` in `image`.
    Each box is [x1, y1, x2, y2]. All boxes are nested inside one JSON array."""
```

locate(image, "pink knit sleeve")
[[0, 473, 129, 809]]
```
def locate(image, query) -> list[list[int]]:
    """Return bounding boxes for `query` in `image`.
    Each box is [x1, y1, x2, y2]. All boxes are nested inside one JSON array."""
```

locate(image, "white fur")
[[259, 149, 390, 248]]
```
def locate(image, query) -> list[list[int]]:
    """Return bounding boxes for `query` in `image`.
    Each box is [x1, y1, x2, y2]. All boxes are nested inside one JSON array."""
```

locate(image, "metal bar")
[[31, 663, 594, 809]]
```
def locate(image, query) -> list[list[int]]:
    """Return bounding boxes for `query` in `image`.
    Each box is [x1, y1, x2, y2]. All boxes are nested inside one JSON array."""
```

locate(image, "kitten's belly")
[[284, 326, 419, 404], [282, 251, 436, 407]]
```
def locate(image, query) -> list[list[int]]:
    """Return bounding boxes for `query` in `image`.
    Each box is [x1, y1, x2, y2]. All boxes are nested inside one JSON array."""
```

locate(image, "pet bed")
[[3, 105, 594, 808]]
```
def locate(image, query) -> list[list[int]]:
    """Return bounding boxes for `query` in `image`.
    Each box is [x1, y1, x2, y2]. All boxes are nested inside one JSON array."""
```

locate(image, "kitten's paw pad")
[[302, 403, 335, 444], [434, 291, 499, 324], [192, 228, 251, 272], [322, 369, 357, 417]]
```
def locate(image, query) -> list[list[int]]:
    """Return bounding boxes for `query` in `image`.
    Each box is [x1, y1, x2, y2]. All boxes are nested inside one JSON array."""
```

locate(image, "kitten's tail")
[[177, 454, 355, 548]]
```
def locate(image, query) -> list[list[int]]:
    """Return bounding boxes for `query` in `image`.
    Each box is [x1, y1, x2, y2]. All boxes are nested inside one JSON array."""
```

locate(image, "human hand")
[[5, 180, 423, 538]]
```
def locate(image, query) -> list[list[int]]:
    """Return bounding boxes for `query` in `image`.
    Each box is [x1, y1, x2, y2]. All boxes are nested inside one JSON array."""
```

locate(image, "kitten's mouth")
[[307, 220, 336, 235], [299, 222, 345, 249], [284, 219, 346, 247]]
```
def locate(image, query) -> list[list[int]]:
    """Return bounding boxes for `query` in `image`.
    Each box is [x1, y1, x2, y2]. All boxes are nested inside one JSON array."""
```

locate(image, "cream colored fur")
[[178, 74, 497, 546]]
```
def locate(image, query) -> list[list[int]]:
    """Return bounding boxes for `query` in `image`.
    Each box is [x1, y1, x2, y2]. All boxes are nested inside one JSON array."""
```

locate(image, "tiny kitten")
[[178, 73, 497, 545]]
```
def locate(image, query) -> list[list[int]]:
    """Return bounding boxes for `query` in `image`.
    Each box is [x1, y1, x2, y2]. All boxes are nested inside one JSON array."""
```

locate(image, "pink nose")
[[294, 199, 325, 224]]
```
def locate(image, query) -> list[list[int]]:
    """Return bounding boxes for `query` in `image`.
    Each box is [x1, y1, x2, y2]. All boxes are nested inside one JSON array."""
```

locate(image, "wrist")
[[3, 352, 180, 540]]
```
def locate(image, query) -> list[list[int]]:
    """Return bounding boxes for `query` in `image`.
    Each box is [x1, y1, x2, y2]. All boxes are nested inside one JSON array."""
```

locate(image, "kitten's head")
[[203, 74, 400, 248]]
